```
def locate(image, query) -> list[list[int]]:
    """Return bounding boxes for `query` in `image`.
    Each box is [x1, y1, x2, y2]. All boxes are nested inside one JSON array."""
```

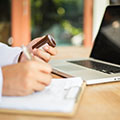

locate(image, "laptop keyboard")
[[68, 60, 120, 74]]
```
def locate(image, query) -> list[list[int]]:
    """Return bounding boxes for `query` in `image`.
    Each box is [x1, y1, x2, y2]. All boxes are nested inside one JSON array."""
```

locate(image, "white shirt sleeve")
[[0, 42, 23, 101], [0, 67, 3, 102], [0, 43, 22, 67]]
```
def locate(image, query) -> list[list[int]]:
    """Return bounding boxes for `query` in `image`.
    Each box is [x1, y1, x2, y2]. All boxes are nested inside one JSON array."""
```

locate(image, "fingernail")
[[33, 48, 37, 51], [44, 46, 49, 50]]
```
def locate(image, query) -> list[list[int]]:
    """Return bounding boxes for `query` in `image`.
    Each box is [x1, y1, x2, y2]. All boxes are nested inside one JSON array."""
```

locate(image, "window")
[[31, 0, 84, 46]]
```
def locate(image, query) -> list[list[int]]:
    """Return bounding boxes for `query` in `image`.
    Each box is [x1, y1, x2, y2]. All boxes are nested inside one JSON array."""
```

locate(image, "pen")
[[21, 45, 32, 60]]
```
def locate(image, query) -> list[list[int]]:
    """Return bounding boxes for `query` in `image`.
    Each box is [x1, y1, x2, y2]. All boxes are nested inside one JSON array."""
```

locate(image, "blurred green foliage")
[[31, 0, 83, 46]]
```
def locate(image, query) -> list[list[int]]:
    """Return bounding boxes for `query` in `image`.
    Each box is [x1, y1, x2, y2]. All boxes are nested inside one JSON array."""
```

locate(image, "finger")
[[26, 36, 45, 51], [32, 55, 45, 63], [18, 89, 34, 96], [30, 36, 45, 47], [33, 49, 51, 62], [33, 82, 46, 92], [43, 46, 57, 56], [22, 90, 34, 96], [28, 61, 52, 74], [33, 71, 52, 85]]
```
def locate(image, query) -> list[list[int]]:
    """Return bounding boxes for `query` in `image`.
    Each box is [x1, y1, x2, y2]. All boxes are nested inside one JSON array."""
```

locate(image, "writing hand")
[[2, 60, 52, 96]]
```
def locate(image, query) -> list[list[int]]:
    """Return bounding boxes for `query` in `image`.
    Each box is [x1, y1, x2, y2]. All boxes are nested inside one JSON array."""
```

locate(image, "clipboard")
[[0, 78, 86, 117]]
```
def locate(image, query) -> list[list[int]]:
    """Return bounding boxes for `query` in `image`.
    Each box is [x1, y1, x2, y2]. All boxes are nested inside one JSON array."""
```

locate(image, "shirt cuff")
[[12, 48, 23, 64], [0, 67, 3, 102]]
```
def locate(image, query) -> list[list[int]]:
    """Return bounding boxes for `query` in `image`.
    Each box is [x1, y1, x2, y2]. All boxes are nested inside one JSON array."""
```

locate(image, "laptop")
[[50, 5, 120, 85]]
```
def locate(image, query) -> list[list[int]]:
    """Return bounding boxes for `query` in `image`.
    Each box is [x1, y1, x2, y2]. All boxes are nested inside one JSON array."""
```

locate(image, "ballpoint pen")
[[21, 45, 32, 60]]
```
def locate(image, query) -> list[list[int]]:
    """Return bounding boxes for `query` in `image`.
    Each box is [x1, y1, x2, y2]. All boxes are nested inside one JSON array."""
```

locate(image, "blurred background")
[[0, 0, 120, 47], [31, 0, 83, 46]]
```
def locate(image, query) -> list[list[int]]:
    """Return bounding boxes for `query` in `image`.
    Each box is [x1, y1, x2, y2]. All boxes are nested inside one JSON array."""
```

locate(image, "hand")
[[19, 36, 57, 62], [2, 60, 52, 96]]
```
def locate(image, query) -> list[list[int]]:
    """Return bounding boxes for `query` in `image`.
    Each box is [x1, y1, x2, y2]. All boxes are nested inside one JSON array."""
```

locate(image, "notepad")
[[0, 77, 85, 117]]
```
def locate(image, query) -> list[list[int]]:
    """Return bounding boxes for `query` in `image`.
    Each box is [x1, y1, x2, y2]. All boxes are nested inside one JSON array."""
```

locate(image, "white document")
[[0, 77, 83, 113]]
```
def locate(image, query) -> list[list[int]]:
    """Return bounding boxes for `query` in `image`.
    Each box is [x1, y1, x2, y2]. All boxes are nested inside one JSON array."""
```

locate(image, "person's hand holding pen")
[[2, 46, 52, 96], [2, 35, 57, 96], [19, 35, 57, 63]]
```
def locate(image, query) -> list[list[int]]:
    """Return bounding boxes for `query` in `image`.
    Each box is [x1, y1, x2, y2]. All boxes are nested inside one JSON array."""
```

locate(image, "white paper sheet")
[[0, 77, 83, 113]]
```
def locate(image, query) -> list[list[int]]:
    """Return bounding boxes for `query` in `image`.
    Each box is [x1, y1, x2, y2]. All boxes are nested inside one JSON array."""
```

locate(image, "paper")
[[0, 77, 83, 113]]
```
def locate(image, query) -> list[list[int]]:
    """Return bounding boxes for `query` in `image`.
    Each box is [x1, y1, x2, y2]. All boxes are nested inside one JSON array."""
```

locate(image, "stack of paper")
[[0, 77, 84, 115]]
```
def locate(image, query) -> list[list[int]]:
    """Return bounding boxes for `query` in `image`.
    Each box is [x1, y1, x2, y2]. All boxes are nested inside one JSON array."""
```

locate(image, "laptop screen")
[[90, 5, 120, 65]]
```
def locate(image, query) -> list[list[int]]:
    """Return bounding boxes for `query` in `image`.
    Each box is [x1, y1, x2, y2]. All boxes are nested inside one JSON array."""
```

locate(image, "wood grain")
[[1, 46, 120, 120]]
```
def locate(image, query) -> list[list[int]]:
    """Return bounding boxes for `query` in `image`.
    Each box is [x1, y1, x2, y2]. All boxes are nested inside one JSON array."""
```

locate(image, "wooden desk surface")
[[1, 46, 120, 120]]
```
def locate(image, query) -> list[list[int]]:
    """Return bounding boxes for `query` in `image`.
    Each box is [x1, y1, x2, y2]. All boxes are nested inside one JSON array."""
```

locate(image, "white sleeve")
[[0, 67, 3, 102], [0, 43, 22, 67]]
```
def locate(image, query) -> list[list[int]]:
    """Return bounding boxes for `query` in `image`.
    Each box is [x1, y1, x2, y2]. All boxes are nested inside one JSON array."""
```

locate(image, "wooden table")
[[1, 46, 120, 120]]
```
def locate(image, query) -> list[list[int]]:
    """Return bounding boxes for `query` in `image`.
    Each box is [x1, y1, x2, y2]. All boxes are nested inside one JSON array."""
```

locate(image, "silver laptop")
[[50, 5, 120, 85]]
